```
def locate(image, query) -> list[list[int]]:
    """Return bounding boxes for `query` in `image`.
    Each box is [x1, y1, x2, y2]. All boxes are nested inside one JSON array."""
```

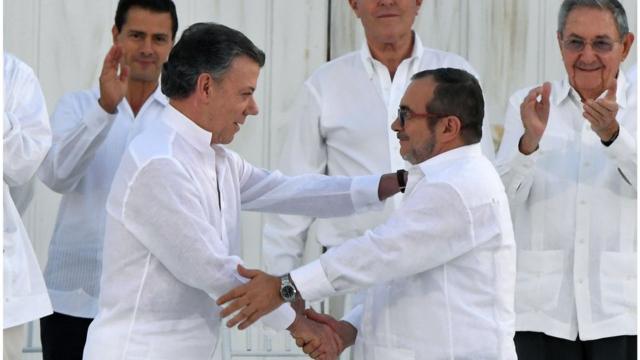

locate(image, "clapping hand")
[[519, 82, 551, 155], [98, 45, 129, 114], [583, 77, 619, 142]]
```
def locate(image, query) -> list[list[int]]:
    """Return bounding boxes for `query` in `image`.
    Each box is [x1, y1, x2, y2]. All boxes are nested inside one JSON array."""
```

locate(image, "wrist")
[[336, 320, 358, 348], [98, 98, 117, 114], [518, 133, 540, 155], [599, 123, 620, 145]]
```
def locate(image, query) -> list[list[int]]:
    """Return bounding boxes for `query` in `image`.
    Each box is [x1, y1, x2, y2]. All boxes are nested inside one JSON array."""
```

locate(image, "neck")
[[366, 31, 414, 79], [127, 80, 158, 116]]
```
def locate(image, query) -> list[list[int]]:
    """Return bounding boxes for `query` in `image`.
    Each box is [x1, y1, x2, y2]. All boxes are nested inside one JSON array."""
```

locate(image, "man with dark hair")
[[37, 0, 177, 358], [496, 0, 636, 359], [218, 68, 517, 360], [83, 22, 403, 359]]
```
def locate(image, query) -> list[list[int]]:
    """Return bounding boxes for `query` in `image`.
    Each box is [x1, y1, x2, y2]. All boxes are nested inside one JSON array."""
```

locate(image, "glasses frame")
[[397, 106, 450, 128], [561, 36, 620, 54]]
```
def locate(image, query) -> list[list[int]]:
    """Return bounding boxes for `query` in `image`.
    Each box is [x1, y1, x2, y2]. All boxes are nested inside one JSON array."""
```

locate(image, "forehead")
[[563, 7, 619, 38], [402, 77, 436, 108], [220, 56, 261, 88], [122, 7, 173, 35]]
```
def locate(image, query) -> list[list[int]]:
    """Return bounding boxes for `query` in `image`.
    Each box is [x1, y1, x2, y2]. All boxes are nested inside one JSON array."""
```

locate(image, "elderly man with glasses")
[[495, 0, 636, 359]]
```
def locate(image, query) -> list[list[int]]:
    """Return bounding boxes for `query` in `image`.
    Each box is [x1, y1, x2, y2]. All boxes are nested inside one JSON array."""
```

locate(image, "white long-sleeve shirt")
[[37, 85, 168, 318], [3, 52, 53, 328], [291, 144, 517, 360], [495, 73, 636, 340], [83, 105, 382, 360], [263, 34, 495, 276]]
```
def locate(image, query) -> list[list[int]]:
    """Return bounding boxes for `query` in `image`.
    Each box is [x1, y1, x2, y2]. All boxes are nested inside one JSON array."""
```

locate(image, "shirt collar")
[[359, 32, 424, 79], [555, 70, 629, 109], [162, 104, 213, 154], [416, 143, 483, 178]]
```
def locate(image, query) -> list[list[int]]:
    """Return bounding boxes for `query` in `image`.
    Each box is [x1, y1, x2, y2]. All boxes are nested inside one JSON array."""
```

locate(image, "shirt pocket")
[[373, 345, 415, 360], [599, 251, 636, 315], [515, 250, 564, 312]]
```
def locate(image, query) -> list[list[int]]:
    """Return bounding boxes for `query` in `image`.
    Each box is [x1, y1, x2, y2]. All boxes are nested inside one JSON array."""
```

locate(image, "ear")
[[416, 0, 423, 9], [620, 32, 635, 61], [195, 73, 215, 102], [112, 25, 119, 44], [440, 116, 462, 142]]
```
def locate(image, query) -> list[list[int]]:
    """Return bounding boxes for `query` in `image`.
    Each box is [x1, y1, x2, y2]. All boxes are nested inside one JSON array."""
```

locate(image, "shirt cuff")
[[603, 126, 634, 162], [350, 175, 383, 213], [341, 303, 363, 330], [260, 302, 296, 330], [290, 259, 335, 303], [82, 101, 117, 131]]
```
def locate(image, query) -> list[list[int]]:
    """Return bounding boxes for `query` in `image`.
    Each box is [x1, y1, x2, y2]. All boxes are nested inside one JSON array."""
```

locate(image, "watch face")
[[281, 285, 295, 300]]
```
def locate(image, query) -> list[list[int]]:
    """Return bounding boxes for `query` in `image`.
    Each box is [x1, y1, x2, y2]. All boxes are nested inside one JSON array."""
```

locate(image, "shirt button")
[[578, 238, 585, 244], [579, 200, 587, 206], [583, 162, 591, 168], [577, 279, 584, 284]]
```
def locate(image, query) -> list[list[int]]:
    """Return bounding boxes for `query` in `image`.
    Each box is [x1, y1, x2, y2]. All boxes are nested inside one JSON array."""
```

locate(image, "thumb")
[[237, 264, 260, 279], [605, 77, 617, 101]]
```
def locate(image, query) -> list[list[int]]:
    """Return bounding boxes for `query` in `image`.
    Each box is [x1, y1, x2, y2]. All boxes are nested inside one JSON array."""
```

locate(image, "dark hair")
[[161, 22, 266, 99], [558, 0, 629, 38], [411, 68, 484, 145], [115, 0, 178, 39]]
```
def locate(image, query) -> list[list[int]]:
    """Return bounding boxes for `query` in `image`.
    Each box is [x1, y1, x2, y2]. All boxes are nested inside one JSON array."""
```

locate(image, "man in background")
[[496, 0, 636, 358]]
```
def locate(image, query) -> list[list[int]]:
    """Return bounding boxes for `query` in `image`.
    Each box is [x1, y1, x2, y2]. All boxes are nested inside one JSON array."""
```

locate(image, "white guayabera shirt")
[[496, 73, 637, 341], [3, 52, 53, 328], [291, 144, 517, 360], [263, 34, 495, 277], [83, 105, 382, 360]]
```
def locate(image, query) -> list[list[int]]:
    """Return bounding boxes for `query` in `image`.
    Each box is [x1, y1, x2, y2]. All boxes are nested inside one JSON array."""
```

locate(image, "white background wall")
[[3, 0, 637, 358]]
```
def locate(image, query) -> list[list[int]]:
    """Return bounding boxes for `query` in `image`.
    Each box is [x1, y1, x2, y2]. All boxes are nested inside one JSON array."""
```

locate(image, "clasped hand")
[[217, 265, 345, 359]]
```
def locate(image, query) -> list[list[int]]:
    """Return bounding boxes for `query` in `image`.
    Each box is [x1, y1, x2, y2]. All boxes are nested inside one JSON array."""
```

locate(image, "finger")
[[303, 340, 321, 356], [541, 82, 551, 105], [237, 264, 261, 279], [594, 98, 618, 114], [582, 111, 599, 127], [119, 64, 130, 83], [584, 100, 609, 119], [217, 285, 247, 306], [583, 101, 608, 125], [237, 308, 263, 330], [295, 337, 305, 348], [219, 297, 249, 318], [226, 307, 256, 328], [604, 75, 617, 101]]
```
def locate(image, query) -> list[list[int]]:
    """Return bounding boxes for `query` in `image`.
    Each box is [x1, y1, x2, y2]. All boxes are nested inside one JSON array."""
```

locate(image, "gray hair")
[[558, 0, 629, 38], [161, 22, 265, 99]]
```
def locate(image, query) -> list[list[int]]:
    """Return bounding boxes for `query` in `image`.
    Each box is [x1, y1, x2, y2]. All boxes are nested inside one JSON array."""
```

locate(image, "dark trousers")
[[515, 331, 637, 360], [40, 312, 93, 360]]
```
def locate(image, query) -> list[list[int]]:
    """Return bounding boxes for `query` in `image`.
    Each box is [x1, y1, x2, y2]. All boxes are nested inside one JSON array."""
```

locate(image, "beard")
[[402, 135, 436, 165]]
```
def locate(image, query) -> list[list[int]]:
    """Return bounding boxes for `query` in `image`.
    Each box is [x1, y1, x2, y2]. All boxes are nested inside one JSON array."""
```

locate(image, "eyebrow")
[[566, 33, 614, 40]]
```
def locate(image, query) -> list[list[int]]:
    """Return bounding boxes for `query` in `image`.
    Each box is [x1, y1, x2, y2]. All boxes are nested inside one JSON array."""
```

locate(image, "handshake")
[[217, 265, 357, 359], [287, 304, 357, 360]]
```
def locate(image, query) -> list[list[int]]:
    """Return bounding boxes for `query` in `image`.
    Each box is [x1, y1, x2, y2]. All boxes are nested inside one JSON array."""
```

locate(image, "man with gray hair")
[[495, 0, 636, 358], [83, 22, 403, 359]]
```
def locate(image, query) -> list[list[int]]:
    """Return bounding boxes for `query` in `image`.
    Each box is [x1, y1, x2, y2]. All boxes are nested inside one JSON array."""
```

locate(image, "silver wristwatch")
[[279, 274, 297, 303]]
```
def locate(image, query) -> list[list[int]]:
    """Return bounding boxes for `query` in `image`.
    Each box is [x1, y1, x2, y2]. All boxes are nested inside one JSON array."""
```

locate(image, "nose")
[[247, 96, 259, 116], [580, 43, 598, 61], [391, 116, 401, 132], [141, 38, 153, 56]]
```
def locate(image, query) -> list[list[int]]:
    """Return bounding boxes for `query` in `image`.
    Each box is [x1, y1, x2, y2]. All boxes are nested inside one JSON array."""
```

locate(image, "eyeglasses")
[[562, 37, 619, 54], [397, 106, 449, 127]]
